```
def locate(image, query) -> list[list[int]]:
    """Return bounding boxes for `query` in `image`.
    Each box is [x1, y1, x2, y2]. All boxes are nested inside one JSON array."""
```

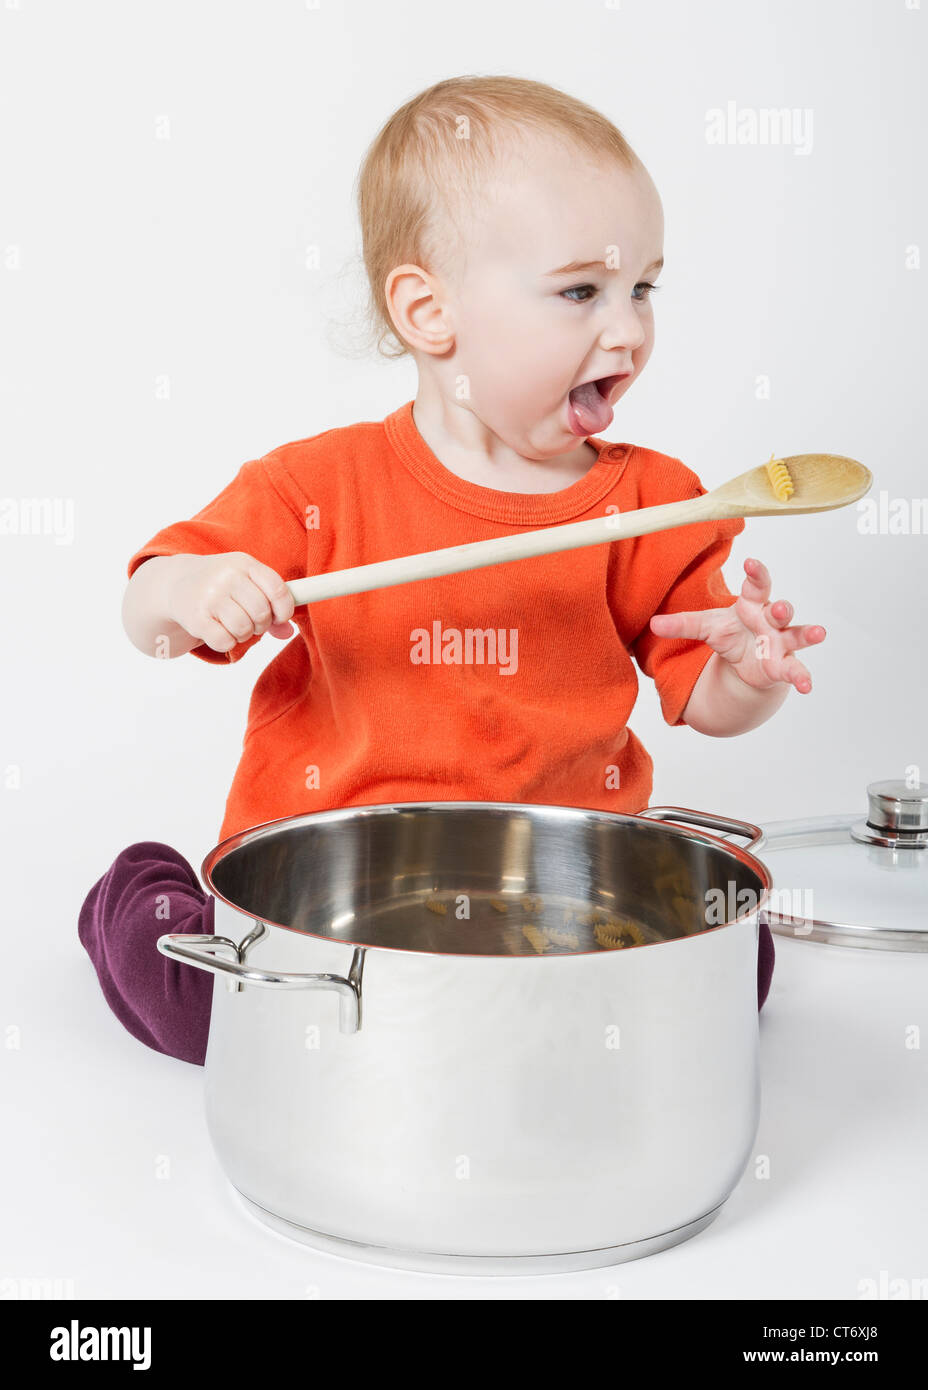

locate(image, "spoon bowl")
[[711, 453, 873, 517]]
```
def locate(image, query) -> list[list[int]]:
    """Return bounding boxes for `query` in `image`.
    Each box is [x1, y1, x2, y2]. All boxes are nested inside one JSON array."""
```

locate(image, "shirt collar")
[[384, 399, 633, 523]]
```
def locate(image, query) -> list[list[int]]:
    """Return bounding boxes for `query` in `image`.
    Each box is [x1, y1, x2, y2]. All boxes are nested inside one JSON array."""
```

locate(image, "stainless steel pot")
[[157, 801, 771, 1275]]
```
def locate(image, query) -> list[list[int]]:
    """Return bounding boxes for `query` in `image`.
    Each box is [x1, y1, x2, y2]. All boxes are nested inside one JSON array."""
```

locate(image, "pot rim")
[[200, 800, 773, 958]]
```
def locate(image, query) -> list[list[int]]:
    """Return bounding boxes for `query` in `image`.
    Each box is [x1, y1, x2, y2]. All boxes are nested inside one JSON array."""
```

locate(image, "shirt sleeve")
[[626, 476, 745, 728], [126, 454, 310, 665]]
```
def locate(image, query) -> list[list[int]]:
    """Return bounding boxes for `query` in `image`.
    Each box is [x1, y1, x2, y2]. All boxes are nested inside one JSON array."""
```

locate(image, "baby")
[[80, 75, 825, 1064]]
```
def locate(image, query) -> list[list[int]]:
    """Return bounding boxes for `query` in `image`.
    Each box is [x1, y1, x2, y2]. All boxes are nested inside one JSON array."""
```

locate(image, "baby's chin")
[[464, 396, 603, 459], [504, 413, 602, 462]]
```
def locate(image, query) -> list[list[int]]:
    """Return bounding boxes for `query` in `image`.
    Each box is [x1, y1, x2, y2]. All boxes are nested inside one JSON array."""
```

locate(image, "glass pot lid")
[[756, 779, 928, 950]]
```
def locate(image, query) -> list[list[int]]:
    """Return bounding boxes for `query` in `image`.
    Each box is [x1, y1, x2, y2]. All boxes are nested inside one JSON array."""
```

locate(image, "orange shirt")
[[127, 400, 744, 844]]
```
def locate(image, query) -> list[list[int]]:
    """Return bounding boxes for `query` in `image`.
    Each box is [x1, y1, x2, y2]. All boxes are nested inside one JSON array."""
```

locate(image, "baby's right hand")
[[167, 552, 296, 655]]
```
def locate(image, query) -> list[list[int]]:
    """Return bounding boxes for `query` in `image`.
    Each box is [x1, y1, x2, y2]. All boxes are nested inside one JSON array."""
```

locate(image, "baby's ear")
[[385, 263, 455, 356]]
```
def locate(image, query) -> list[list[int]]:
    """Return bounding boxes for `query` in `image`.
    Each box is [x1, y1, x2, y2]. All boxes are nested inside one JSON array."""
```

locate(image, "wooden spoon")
[[286, 452, 871, 609]]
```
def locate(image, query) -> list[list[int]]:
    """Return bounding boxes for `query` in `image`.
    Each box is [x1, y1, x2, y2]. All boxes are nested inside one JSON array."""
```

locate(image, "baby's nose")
[[598, 302, 647, 352]]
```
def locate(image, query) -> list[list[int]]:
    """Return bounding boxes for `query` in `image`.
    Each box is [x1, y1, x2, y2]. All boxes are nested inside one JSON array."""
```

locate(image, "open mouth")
[[567, 372, 631, 437], [592, 373, 631, 399]]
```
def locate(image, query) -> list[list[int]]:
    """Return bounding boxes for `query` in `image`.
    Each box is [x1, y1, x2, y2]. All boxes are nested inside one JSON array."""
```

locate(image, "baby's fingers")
[[742, 557, 772, 603], [223, 569, 294, 639], [649, 610, 711, 642], [212, 595, 262, 646], [768, 598, 793, 627], [782, 654, 813, 693], [224, 574, 277, 637], [183, 600, 250, 653], [246, 560, 296, 627], [782, 622, 827, 653]]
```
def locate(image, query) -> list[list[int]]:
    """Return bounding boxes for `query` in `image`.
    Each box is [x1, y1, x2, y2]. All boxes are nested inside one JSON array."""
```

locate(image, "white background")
[[2, 0, 926, 1302]]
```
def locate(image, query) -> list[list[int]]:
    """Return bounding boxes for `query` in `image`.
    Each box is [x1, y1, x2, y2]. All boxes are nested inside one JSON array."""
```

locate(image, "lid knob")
[[866, 780, 928, 834]]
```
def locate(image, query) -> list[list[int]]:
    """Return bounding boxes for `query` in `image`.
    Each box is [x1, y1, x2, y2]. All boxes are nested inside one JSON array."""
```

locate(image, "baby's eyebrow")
[[543, 255, 664, 277]]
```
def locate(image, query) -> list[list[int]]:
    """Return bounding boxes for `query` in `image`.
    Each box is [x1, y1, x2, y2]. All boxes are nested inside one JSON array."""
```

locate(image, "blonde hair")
[[354, 75, 643, 360]]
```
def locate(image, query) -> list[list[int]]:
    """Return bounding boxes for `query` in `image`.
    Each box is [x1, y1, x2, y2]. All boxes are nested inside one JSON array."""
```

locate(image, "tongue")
[[568, 379, 614, 436]]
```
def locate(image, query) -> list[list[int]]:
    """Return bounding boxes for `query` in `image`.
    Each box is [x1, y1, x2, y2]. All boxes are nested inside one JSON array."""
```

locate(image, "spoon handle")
[[286, 491, 719, 608]]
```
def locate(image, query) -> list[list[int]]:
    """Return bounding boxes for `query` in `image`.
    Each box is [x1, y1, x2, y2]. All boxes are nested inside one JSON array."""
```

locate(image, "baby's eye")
[[560, 281, 662, 305], [560, 283, 598, 303]]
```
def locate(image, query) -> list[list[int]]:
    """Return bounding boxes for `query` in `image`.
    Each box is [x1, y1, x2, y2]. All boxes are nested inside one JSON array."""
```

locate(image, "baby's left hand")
[[649, 557, 826, 694]]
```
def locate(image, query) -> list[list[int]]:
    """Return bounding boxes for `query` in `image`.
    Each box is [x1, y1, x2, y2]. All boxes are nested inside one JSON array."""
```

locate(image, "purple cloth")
[[757, 917, 775, 1010], [79, 841, 775, 1066], [78, 842, 214, 1066]]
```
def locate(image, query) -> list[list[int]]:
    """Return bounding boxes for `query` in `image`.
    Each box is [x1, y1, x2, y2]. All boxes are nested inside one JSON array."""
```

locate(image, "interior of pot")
[[206, 803, 767, 957], [208, 806, 766, 956]]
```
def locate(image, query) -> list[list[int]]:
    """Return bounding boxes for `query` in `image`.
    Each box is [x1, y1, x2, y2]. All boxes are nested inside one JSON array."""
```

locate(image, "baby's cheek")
[[633, 336, 654, 374]]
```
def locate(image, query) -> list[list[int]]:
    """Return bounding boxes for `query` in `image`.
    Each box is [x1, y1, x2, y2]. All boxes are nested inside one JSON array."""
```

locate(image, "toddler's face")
[[428, 136, 663, 457]]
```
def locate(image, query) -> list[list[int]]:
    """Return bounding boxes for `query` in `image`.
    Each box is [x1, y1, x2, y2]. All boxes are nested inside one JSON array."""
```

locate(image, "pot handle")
[[156, 934, 363, 1034], [637, 805, 765, 852]]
